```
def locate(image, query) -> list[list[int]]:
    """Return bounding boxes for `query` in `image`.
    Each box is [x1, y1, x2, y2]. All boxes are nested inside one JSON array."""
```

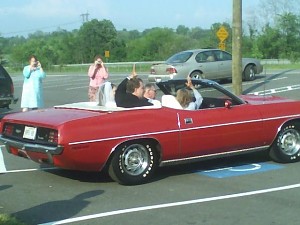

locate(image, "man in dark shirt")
[[115, 76, 153, 108]]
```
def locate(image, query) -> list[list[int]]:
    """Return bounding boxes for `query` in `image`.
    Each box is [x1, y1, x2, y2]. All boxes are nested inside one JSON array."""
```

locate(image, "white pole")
[[0, 146, 7, 173]]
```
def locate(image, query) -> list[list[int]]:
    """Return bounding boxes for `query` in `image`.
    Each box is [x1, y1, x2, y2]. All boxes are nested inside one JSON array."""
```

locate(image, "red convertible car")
[[1, 79, 300, 185]]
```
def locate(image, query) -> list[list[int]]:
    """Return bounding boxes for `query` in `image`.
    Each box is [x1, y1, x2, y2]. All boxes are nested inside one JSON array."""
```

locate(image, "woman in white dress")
[[98, 81, 117, 107]]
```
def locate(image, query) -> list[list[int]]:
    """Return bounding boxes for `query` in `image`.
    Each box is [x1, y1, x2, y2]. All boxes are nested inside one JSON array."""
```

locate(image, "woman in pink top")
[[88, 55, 109, 101]]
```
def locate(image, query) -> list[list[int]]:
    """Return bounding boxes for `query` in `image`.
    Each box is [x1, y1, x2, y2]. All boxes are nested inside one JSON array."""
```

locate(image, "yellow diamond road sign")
[[105, 50, 110, 58], [217, 26, 229, 42]]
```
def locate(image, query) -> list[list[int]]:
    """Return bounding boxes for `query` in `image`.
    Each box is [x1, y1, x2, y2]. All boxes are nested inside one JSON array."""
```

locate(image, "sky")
[[0, 0, 261, 37]]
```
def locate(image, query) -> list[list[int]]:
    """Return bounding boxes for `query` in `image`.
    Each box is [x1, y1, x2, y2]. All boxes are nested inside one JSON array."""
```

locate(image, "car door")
[[213, 50, 232, 79], [194, 51, 220, 79], [177, 85, 265, 158]]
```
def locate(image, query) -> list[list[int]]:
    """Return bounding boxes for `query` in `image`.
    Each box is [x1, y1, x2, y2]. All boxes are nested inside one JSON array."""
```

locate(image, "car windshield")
[[166, 52, 193, 64], [158, 80, 245, 109]]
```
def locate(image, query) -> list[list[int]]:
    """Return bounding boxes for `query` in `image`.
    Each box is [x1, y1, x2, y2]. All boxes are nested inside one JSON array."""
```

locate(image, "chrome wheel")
[[270, 123, 300, 163], [120, 144, 149, 176], [108, 141, 158, 185], [278, 129, 300, 156], [248, 67, 255, 79], [243, 65, 256, 81]]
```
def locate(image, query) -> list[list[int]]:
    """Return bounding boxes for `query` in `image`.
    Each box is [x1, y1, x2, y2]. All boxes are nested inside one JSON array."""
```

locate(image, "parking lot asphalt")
[[1, 69, 300, 225]]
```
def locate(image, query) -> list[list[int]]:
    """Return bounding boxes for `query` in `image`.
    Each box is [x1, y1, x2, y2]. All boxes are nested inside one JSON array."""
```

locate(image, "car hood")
[[240, 94, 295, 105]]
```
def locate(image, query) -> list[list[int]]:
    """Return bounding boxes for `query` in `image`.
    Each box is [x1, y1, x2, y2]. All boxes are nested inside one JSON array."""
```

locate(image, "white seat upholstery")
[[207, 56, 215, 62], [161, 95, 183, 109]]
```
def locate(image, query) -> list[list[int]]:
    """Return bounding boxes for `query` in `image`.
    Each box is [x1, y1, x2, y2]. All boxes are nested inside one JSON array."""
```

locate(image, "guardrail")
[[260, 59, 291, 64], [48, 59, 295, 74], [51, 61, 164, 73], [55, 59, 291, 68], [6, 59, 295, 75]]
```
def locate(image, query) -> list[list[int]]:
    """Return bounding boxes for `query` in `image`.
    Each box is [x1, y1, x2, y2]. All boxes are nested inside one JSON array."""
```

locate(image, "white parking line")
[[222, 76, 288, 89], [251, 84, 300, 95], [40, 183, 300, 225], [66, 86, 89, 90], [0, 148, 7, 173], [4, 167, 57, 173]]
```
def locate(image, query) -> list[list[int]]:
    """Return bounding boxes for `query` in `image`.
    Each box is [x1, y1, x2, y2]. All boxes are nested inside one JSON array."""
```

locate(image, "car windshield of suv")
[[166, 52, 193, 64], [0, 66, 7, 79]]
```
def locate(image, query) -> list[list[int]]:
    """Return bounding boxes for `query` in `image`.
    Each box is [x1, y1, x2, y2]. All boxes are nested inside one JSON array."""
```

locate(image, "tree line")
[[1, 1, 300, 70]]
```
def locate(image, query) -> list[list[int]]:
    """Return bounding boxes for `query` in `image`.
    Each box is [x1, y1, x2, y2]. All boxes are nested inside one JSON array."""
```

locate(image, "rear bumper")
[[0, 135, 63, 155], [0, 96, 18, 107], [148, 74, 176, 82]]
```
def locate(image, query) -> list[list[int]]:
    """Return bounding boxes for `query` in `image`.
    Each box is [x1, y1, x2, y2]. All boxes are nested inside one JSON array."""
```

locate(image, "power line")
[[1, 20, 81, 36]]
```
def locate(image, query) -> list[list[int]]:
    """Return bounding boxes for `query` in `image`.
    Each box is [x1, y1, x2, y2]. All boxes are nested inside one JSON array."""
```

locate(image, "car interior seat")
[[206, 56, 215, 62], [161, 95, 183, 109]]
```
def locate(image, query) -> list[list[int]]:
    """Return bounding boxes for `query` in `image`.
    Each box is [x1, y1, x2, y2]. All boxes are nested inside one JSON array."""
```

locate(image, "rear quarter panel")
[[57, 108, 181, 171]]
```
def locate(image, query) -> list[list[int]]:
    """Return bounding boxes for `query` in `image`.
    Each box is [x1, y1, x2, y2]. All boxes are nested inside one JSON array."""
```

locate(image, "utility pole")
[[232, 0, 242, 95], [80, 12, 90, 24]]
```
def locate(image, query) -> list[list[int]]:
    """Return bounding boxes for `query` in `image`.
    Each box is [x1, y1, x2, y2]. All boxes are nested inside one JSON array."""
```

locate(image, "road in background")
[[1, 69, 300, 225]]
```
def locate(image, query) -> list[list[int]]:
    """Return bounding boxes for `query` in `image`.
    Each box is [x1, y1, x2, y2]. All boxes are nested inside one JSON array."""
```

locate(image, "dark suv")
[[0, 65, 18, 108]]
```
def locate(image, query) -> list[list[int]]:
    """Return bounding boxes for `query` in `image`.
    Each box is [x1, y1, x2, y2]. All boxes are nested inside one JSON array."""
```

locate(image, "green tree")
[[77, 19, 119, 63], [126, 28, 176, 61], [276, 12, 300, 61], [256, 24, 282, 58], [176, 25, 189, 35]]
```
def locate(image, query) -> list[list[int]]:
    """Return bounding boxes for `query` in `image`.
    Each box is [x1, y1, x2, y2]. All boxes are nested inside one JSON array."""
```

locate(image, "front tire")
[[108, 142, 158, 185], [270, 122, 300, 163], [243, 65, 256, 81]]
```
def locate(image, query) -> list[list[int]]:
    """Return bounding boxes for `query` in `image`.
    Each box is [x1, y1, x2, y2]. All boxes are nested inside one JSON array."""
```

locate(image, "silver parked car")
[[148, 49, 263, 82]]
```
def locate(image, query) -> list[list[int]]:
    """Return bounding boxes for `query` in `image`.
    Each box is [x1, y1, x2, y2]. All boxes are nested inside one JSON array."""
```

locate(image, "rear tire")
[[190, 71, 204, 80], [269, 122, 300, 163], [108, 141, 158, 185]]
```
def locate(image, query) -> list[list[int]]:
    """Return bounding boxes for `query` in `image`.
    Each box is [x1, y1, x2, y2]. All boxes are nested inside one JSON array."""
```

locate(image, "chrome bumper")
[[0, 135, 63, 155], [148, 74, 175, 82]]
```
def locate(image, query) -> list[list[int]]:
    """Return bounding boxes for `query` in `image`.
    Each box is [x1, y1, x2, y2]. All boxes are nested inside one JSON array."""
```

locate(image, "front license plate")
[[23, 126, 37, 140]]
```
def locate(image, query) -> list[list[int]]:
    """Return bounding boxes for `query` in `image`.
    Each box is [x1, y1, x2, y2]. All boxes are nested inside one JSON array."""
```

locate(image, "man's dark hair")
[[126, 78, 143, 93]]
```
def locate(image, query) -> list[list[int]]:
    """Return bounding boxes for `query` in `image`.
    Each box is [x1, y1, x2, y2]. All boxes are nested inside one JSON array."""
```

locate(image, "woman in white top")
[[176, 77, 203, 110]]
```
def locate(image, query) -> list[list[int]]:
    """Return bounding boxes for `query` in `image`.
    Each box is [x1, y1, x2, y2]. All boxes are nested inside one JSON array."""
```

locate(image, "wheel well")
[[279, 119, 300, 131], [189, 70, 204, 79], [243, 63, 257, 73], [189, 70, 203, 76], [271, 119, 300, 145], [103, 138, 162, 173]]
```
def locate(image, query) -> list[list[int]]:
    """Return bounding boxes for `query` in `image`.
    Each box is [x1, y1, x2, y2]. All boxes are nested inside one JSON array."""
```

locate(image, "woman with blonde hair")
[[176, 77, 203, 110]]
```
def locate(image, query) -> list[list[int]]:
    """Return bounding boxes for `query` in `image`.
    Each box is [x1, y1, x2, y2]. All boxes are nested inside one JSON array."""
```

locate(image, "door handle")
[[184, 118, 193, 124]]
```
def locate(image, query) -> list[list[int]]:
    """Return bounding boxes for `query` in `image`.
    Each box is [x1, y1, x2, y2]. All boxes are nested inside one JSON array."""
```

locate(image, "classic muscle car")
[[0, 79, 300, 185]]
